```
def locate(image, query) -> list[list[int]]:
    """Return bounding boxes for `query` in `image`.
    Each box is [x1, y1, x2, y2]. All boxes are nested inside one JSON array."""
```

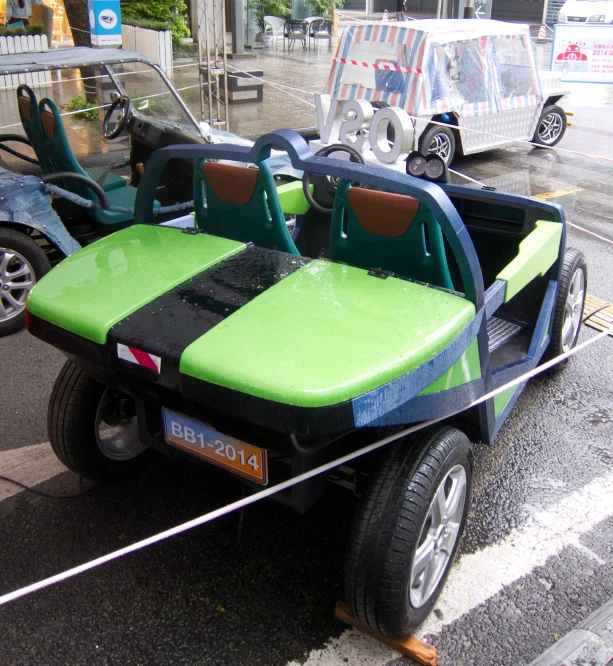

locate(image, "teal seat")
[[39, 98, 142, 225], [35, 96, 127, 194], [17, 84, 55, 174], [193, 158, 298, 254], [330, 180, 454, 290]]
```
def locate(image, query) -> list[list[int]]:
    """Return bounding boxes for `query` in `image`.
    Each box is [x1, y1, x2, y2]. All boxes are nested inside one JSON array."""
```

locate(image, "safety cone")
[[537, 24, 547, 42]]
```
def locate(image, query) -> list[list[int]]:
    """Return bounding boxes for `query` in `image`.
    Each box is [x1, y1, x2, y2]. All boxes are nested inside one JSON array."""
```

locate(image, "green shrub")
[[0, 22, 45, 37], [308, 0, 344, 18], [121, 0, 190, 49], [250, 0, 291, 32], [66, 94, 99, 121]]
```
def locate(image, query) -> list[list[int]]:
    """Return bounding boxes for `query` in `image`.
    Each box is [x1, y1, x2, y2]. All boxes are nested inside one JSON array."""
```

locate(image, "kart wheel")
[[532, 105, 567, 147], [48, 361, 150, 481], [418, 125, 456, 166], [345, 426, 473, 638], [545, 247, 587, 362], [0, 227, 50, 337]]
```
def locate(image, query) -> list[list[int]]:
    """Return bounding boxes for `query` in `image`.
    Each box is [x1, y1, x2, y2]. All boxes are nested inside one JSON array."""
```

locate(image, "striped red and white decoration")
[[116, 344, 162, 373], [538, 25, 547, 39]]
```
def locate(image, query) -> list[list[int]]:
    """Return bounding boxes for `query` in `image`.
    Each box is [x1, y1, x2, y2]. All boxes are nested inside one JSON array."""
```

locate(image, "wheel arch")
[[420, 114, 464, 157], [0, 219, 73, 261]]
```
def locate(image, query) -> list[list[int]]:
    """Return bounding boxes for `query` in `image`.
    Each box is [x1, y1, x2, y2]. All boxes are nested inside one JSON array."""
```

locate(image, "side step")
[[487, 316, 526, 352]]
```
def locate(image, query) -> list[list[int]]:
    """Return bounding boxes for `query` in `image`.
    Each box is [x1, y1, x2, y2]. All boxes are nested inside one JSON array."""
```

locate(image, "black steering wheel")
[[103, 95, 132, 140], [302, 143, 365, 215]]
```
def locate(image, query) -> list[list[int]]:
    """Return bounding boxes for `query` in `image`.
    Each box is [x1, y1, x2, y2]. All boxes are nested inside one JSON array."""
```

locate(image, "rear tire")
[[48, 360, 150, 481], [418, 125, 456, 166], [544, 248, 587, 363], [532, 105, 567, 147], [345, 426, 473, 638], [0, 227, 50, 337]]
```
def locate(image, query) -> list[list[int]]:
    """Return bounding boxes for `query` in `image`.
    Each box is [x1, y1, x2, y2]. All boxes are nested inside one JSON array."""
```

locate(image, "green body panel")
[[27, 225, 245, 344], [418, 338, 482, 395], [276, 181, 313, 216], [494, 386, 517, 417], [497, 221, 562, 302], [181, 260, 475, 407], [330, 180, 454, 290]]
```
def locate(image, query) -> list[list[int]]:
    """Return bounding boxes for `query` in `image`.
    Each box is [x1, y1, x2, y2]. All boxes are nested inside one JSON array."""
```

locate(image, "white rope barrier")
[[0, 321, 611, 608]]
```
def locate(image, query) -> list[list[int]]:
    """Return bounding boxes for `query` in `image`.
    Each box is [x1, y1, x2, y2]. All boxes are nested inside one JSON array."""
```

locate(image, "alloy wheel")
[[0, 248, 35, 323], [427, 133, 452, 162], [410, 464, 467, 608], [538, 112, 563, 145], [562, 267, 585, 352]]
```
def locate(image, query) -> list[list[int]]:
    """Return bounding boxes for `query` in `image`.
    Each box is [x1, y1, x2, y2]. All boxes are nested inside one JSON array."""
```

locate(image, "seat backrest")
[[264, 15, 284, 32], [285, 20, 307, 37], [193, 159, 299, 255], [16, 84, 55, 174], [330, 181, 454, 290], [38, 97, 95, 201], [311, 19, 332, 36]]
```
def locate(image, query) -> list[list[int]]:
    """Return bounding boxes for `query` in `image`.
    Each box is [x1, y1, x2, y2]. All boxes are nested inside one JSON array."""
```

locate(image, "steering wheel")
[[302, 143, 365, 215], [103, 95, 132, 140]]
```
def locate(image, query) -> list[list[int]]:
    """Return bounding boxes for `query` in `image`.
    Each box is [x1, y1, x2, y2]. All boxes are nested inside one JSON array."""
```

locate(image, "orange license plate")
[[162, 409, 267, 485]]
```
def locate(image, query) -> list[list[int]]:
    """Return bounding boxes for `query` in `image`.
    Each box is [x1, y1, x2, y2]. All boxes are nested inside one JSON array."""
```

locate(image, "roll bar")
[[134, 130, 485, 309]]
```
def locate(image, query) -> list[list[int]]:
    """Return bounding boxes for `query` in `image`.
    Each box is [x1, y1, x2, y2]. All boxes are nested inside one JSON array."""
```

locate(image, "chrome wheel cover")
[[410, 464, 467, 608], [427, 133, 452, 162], [95, 388, 147, 461], [538, 112, 563, 145], [0, 247, 35, 322], [561, 267, 585, 352]]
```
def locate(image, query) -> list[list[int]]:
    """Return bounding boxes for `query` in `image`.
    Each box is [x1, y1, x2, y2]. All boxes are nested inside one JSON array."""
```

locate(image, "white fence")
[[0, 35, 51, 89], [122, 25, 173, 77]]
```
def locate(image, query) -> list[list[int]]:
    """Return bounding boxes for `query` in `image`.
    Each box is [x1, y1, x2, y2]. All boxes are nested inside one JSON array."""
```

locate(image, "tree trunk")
[[62, 0, 97, 103]]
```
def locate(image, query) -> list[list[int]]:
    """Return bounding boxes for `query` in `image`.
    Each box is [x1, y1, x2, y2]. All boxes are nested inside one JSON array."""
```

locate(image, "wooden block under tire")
[[333, 602, 439, 666]]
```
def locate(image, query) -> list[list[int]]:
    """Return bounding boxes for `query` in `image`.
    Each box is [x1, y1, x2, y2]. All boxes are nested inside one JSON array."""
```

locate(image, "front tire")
[[345, 426, 473, 638], [0, 227, 51, 336], [532, 105, 567, 147], [418, 125, 456, 166], [48, 361, 150, 480], [545, 248, 587, 361]]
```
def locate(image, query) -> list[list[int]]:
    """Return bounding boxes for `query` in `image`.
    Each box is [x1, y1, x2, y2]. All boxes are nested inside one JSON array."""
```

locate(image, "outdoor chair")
[[263, 16, 285, 49], [309, 19, 333, 51], [284, 20, 308, 51]]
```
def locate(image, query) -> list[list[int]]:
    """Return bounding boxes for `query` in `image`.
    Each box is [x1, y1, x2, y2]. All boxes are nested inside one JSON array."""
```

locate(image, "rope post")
[[332, 4, 339, 41], [463, 0, 475, 18]]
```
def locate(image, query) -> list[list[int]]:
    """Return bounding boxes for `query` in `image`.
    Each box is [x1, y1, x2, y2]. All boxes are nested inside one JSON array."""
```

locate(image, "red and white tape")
[[335, 57, 423, 75], [117, 343, 162, 374]]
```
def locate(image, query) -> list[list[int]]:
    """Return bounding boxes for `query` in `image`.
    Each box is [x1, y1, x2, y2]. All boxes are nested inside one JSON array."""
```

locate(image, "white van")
[[558, 0, 613, 24]]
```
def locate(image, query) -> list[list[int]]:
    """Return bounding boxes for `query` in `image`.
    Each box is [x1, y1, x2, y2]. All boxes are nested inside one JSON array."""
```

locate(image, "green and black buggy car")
[[25, 130, 587, 638]]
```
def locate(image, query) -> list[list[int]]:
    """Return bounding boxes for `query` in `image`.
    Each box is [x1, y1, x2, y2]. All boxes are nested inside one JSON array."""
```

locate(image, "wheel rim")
[[410, 464, 467, 608], [427, 133, 452, 162], [95, 388, 147, 461], [0, 247, 35, 323], [538, 112, 563, 145], [561, 267, 585, 352]]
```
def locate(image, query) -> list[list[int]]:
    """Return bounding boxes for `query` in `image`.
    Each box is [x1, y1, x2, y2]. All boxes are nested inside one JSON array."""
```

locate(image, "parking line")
[[534, 188, 584, 200], [289, 470, 613, 666], [0, 443, 67, 502]]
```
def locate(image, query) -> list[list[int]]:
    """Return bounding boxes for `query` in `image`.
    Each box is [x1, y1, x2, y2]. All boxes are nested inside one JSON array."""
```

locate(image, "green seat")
[[193, 158, 298, 254], [330, 180, 454, 290], [39, 98, 140, 225], [37, 97, 127, 195]]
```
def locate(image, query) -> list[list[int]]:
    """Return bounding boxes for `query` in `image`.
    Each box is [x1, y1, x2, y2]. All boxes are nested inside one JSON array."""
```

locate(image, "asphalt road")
[[1, 78, 613, 666]]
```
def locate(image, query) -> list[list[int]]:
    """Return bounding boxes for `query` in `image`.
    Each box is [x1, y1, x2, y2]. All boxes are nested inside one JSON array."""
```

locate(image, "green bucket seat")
[[330, 181, 454, 290], [193, 158, 298, 254], [17, 86, 126, 193], [39, 98, 141, 225]]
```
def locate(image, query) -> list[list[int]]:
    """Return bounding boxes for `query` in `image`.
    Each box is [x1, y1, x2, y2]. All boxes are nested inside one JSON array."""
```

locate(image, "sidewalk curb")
[[528, 598, 613, 666]]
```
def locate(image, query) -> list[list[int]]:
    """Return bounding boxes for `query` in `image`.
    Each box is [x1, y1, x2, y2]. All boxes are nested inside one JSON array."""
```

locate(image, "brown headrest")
[[347, 187, 420, 238], [40, 109, 55, 138], [203, 162, 258, 205], [17, 94, 32, 121]]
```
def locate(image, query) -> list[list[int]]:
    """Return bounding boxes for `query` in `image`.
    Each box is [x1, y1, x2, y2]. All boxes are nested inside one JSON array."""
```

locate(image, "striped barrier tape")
[[335, 57, 423, 75]]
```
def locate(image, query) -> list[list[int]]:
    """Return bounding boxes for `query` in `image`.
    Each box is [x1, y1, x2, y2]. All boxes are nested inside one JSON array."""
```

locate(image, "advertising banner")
[[88, 0, 122, 46], [551, 24, 613, 83]]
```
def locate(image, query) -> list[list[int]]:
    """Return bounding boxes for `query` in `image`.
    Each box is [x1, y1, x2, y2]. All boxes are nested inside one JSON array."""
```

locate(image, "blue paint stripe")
[[352, 308, 484, 427]]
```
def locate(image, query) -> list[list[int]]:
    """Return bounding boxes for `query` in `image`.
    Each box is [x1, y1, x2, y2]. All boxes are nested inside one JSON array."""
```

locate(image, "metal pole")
[[437, 0, 443, 19], [463, 0, 474, 18], [221, 0, 229, 130], [204, 0, 214, 125], [197, 0, 206, 121]]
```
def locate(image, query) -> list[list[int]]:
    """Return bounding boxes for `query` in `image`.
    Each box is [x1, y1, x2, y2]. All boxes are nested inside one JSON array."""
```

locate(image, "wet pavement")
[[1, 33, 613, 666]]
